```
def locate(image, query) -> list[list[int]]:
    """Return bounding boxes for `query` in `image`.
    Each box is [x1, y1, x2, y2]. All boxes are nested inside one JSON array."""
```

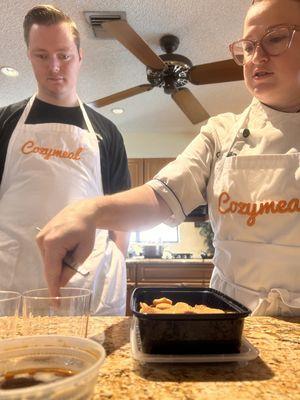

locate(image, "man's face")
[[27, 22, 82, 105], [243, 0, 300, 112]]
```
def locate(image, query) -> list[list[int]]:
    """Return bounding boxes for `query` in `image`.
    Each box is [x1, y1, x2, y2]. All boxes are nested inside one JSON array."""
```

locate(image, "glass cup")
[[22, 288, 91, 337], [0, 290, 22, 339]]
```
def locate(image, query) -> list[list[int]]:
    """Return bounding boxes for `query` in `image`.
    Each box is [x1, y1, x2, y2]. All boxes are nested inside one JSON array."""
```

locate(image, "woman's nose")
[[251, 44, 269, 65]]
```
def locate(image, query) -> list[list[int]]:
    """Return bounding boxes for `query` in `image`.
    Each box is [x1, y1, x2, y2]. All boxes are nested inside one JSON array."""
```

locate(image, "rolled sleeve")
[[146, 178, 186, 226], [146, 126, 218, 226]]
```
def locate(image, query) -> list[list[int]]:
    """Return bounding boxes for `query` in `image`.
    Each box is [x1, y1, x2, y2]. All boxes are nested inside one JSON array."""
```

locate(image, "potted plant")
[[199, 221, 214, 259]]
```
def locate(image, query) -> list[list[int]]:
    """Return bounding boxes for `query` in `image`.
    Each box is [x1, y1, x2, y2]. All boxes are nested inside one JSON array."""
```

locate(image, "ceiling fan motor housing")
[[147, 53, 193, 94]]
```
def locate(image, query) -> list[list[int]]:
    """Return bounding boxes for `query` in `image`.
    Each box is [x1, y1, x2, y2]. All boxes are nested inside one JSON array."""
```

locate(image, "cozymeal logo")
[[218, 191, 300, 226], [21, 140, 85, 161]]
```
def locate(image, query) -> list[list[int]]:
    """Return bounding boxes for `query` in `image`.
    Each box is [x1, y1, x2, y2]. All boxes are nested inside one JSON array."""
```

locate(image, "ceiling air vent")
[[84, 11, 126, 39]]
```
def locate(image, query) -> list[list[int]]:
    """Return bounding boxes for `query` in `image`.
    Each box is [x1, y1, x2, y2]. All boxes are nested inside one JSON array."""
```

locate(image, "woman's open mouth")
[[253, 70, 273, 80]]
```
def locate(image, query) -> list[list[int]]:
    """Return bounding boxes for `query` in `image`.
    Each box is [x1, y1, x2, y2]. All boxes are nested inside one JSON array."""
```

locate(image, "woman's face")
[[243, 0, 300, 112]]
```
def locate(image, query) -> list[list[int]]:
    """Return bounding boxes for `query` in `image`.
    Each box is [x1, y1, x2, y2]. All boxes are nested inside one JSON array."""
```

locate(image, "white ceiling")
[[0, 0, 252, 137]]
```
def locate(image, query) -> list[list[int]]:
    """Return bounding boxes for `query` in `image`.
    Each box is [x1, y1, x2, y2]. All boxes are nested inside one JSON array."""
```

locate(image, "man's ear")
[[79, 48, 83, 62]]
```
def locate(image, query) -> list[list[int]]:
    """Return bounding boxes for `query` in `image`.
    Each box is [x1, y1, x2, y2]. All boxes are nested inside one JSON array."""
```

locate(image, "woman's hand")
[[36, 198, 98, 297]]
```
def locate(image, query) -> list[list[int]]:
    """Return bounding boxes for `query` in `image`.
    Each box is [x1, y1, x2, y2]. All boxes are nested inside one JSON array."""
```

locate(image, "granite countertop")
[[88, 316, 300, 400], [126, 258, 213, 265]]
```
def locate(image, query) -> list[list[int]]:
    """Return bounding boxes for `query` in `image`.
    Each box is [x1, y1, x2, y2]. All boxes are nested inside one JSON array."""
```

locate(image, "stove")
[[171, 253, 193, 259]]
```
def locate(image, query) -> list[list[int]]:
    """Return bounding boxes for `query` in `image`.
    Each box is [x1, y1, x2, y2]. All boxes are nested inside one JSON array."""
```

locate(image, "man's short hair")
[[23, 4, 80, 51], [251, 0, 300, 4]]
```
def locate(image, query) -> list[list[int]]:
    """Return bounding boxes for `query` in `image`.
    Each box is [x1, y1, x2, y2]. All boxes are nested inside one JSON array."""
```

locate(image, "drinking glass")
[[0, 290, 21, 339], [22, 287, 91, 337]]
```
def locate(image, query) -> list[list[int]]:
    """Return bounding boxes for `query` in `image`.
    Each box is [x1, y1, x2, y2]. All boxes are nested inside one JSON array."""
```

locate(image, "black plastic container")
[[131, 287, 251, 355]]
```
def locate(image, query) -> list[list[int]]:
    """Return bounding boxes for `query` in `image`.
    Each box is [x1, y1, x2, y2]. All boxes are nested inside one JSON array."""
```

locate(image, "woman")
[[37, 0, 300, 316]]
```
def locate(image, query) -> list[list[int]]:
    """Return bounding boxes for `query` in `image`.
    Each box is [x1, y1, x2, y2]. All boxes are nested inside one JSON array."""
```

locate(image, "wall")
[[123, 130, 197, 158], [164, 222, 207, 258]]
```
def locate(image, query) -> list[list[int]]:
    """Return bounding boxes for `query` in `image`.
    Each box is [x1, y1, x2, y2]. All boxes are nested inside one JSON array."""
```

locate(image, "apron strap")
[[78, 98, 103, 141]]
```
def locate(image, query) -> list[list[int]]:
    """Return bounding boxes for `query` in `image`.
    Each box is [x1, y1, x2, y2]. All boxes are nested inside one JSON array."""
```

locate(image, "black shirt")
[[0, 97, 131, 194]]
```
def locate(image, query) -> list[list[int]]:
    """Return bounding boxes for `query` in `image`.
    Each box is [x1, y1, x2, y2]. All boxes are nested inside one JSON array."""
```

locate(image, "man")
[[0, 5, 131, 315], [37, 0, 300, 316]]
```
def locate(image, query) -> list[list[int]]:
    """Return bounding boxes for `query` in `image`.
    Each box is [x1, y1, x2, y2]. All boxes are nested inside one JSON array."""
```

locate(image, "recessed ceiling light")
[[0, 66, 19, 77], [111, 108, 124, 115]]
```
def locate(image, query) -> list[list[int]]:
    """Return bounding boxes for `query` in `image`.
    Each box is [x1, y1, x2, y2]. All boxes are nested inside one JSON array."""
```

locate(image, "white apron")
[[0, 95, 126, 315], [207, 103, 300, 316]]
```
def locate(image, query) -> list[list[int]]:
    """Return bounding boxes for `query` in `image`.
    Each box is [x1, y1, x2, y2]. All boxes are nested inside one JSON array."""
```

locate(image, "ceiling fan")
[[90, 20, 244, 124]]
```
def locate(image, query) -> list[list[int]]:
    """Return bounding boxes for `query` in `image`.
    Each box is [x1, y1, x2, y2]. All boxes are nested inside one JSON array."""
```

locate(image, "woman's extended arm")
[[36, 184, 171, 296]]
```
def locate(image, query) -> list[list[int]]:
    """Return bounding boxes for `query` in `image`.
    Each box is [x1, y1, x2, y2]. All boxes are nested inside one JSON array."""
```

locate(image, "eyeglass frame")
[[229, 24, 300, 66]]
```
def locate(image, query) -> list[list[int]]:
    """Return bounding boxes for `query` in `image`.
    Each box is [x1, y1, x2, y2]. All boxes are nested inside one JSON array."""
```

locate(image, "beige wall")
[[123, 130, 197, 158], [164, 222, 207, 258]]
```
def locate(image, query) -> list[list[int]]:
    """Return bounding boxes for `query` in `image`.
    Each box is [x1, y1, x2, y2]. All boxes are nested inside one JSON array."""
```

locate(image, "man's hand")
[[36, 198, 98, 297]]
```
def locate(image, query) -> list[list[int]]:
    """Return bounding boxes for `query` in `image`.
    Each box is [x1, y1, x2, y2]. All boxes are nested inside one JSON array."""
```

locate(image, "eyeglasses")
[[229, 25, 300, 66]]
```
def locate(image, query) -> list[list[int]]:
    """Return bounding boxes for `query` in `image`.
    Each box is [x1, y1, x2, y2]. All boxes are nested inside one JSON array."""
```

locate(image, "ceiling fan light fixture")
[[111, 108, 124, 114]]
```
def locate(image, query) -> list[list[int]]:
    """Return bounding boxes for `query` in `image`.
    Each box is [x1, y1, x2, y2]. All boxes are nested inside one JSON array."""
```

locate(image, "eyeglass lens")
[[233, 26, 292, 65]]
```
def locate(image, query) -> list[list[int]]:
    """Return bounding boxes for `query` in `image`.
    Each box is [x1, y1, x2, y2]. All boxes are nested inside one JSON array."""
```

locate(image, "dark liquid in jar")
[[0, 367, 75, 390]]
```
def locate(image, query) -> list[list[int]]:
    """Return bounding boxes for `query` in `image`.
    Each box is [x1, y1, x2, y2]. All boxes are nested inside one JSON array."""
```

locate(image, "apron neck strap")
[[78, 97, 103, 141], [17, 94, 36, 126]]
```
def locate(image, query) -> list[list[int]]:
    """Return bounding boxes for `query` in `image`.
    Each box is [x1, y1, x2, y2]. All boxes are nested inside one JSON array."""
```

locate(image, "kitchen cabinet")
[[127, 158, 144, 187], [128, 158, 174, 187], [143, 158, 175, 182], [126, 259, 213, 315], [128, 157, 208, 220]]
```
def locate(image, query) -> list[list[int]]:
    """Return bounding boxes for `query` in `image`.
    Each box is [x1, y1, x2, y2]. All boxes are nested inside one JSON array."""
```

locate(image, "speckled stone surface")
[[126, 258, 213, 265], [88, 317, 300, 400]]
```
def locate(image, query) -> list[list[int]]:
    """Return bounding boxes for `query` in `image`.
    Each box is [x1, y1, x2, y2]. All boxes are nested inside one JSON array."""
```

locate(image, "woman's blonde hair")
[[23, 4, 80, 51]]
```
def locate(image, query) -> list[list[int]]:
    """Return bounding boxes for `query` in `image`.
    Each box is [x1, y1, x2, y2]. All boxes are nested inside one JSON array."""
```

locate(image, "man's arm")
[[87, 108, 132, 258], [104, 125, 131, 258], [0, 100, 27, 187], [109, 230, 130, 257]]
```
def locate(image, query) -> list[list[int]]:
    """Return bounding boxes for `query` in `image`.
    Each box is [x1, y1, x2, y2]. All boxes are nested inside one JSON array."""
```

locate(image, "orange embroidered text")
[[218, 191, 300, 226], [21, 140, 84, 161]]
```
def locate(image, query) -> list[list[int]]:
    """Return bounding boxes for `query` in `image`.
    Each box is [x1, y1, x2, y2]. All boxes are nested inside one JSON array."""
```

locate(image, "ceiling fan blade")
[[171, 88, 210, 124], [188, 59, 244, 85], [102, 20, 166, 70], [91, 84, 153, 108]]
